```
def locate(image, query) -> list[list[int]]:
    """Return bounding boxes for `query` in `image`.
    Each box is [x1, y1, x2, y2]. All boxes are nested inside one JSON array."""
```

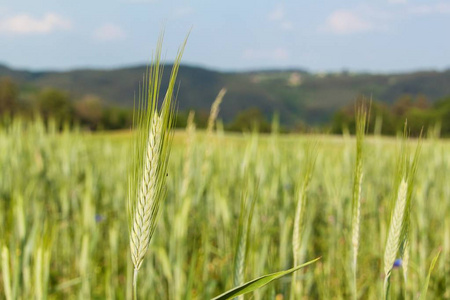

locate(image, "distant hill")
[[1, 63, 450, 126]]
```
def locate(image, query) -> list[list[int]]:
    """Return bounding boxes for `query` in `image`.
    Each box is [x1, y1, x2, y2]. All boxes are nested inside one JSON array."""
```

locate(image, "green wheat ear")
[[383, 123, 422, 300], [127, 33, 188, 299], [350, 99, 369, 300]]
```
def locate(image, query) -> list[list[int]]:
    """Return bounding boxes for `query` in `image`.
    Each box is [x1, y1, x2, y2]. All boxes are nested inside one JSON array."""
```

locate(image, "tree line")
[[331, 95, 450, 137], [0, 76, 272, 132], [1, 76, 450, 136]]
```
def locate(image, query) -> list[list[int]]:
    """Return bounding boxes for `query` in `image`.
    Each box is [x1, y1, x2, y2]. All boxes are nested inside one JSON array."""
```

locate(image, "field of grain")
[[0, 118, 448, 299]]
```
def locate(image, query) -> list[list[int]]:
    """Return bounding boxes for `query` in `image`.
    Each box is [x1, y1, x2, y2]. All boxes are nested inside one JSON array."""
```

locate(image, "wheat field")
[[0, 117, 448, 299]]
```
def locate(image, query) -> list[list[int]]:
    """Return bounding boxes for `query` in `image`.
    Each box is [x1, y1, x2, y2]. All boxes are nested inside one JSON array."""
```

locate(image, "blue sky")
[[0, 0, 449, 72]]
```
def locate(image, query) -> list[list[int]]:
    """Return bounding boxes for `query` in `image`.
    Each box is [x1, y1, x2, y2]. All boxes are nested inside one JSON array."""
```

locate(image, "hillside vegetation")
[[2, 63, 450, 127]]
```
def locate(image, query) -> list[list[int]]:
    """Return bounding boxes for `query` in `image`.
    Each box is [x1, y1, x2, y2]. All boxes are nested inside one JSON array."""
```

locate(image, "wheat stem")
[[384, 178, 408, 299]]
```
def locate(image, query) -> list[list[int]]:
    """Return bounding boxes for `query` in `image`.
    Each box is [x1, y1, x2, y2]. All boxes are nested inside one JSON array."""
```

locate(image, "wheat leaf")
[[212, 257, 321, 300]]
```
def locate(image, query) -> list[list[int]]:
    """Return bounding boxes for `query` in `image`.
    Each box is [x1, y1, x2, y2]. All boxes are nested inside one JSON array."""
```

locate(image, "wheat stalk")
[[180, 110, 196, 198], [127, 33, 187, 299], [291, 143, 317, 299], [350, 100, 368, 300], [402, 239, 410, 297], [200, 88, 226, 188], [384, 178, 408, 298], [2, 245, 12, 300], [233, 180, 257, 300], [207, 88, 226, 134]]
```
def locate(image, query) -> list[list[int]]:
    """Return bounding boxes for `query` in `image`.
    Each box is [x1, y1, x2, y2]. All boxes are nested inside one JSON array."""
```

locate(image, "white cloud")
[[173, 6, 194, 18], [93, 23, 126, 41], [324, 10, 373, 34], [273, 48, 289, 60], [243, 47, 289, 61], [268, 4, 294, 31], [388, 0, 407, 4], [268, 5, 284, 21], [0, 13, 71, 35], [281, 21, 293, 31], [408, 3, 450, 15], [322, 3, 450, 35]]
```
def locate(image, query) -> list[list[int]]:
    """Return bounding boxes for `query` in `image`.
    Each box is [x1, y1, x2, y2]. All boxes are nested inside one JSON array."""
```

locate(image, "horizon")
[[1, 60, 450, 76], [1, 1, 450, 73]]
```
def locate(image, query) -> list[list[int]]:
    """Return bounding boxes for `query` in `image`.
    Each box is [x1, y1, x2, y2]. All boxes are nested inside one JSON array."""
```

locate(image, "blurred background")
[[1, 0, 450, 135]]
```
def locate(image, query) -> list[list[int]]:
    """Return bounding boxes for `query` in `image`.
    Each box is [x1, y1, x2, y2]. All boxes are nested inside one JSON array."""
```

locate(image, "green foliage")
[[74, 95, 104, 130], [101, 106, 133, 130], [0, 77, 18, 114], [37, 88, 72, 122], [3, 63, 450, 130], [331, 95, 450, 136], [434, 96, 450, 135], [228, 107, 271, 133]]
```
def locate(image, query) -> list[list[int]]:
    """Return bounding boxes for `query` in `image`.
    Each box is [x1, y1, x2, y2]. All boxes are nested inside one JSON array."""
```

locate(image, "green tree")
[[331, 100, 397, 135], [174, 111, 189, 128], [370, 101, 396, 135], [101, 106, 132, 130], [37, 89, 72, 122], [74, 95, 103, 130], [228, 107, 270, 132], [330, 105, 354, 134], [194, 109, 209, 129], [404, 108, 433, 136], [0, 77, 18, 114], [415, 94, 430, 110], [392, 94, 413, 117], [434, 96, 450, 136]]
